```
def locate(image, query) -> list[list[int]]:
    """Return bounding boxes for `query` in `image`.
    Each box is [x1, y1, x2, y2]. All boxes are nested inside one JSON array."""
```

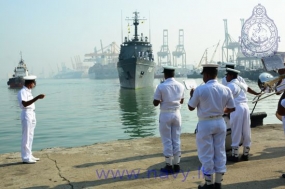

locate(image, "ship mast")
[[19, 51, 24, 65], [126, 11, 146, 42]]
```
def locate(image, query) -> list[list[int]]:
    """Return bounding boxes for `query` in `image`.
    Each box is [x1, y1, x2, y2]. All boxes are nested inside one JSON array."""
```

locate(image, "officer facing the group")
[[225, 68, 251, 162], [221, 62, 260, 95], [17, 75, 45, 164], [188, 64, 235, 189], [153, 66, 185, 174]]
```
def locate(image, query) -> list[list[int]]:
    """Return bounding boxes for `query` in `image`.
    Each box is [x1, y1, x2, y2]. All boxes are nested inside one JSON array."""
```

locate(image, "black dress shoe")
[[240, 154, 249, 161], [282, 173, 285, 178], [214, 183, 222, 189], [227, 155, 239, 162], [173, 164, 180, 173], [160, 165, 173, 174], [198, 183, 214, 189]]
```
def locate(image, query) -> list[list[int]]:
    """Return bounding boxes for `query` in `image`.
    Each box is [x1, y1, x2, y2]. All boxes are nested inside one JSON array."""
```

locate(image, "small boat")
[[7, 53, 29, 88]]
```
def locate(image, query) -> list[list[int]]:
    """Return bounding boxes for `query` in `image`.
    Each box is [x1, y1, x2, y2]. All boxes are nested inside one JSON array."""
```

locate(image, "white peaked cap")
[[226, 68, 240, 74], [23, 75, 37, 80], [201, 63, 219, 68]]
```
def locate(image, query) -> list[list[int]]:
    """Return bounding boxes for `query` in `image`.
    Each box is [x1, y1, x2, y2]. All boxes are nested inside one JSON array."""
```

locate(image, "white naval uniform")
[[153, 78, 185, 157], [276, 79, 285, 93], [277, 81, 285, 133], [188, 79, 235, 174], [17, 86, 36, 161], [222, 75, 246, 86], [281, 99, 285, 133], [227, 79, 251, 148]]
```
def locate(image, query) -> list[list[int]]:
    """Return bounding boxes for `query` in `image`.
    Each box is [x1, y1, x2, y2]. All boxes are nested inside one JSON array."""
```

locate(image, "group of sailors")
[[152, 62, 282, 189]]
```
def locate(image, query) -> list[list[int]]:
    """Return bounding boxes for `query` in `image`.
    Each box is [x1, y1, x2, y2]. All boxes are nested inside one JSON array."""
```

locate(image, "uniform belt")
[[160, 108, 180, 113], [23, 109, 35, 111], [199, 115, 222, 121]]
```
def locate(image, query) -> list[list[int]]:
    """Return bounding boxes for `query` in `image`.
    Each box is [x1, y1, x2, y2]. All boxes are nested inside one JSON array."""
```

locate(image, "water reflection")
[[7, 88, 21, 115], [119, 88, 157, 138]]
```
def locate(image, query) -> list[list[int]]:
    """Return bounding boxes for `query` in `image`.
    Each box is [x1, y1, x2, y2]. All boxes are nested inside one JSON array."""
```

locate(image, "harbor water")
[[0, 77, 281, 154]]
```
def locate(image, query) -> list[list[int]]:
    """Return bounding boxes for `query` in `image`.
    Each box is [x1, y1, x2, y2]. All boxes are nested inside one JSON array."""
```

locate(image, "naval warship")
[[117, 11, 155, 89]]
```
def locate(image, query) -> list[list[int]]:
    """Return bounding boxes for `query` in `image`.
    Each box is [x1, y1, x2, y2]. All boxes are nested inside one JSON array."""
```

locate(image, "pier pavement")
[[1, 124, 285, 189]]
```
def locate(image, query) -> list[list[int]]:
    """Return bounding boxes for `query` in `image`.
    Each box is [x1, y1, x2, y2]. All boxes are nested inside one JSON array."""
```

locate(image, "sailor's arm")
[[153, 99, 160, 107], [247, 87, 261, 96], [22, 94, 45, 107], [188, 88, 196, 111], [224, 107, 235, 114]]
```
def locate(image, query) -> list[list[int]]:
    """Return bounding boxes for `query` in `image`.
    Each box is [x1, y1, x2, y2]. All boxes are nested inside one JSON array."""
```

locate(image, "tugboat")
[[7, 53, 29, 88], [117, 11, 155, 89]]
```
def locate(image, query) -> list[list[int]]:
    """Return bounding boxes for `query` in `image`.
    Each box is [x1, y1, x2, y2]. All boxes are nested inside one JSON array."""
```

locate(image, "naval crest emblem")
[[240, 4, 280, 58]]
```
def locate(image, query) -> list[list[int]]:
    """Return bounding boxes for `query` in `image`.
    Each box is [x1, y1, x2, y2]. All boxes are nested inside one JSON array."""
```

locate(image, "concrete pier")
[[1, 124, 285, 189]]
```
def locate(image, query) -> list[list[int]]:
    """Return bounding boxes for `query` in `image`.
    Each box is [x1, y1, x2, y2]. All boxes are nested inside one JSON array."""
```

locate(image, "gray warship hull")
[[117, 58, 154, 89]]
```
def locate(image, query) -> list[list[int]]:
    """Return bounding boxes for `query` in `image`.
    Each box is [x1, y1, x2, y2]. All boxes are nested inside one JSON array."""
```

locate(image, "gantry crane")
[[222, 19, 240, 63], [84, 41, 120, 65], [172, 29, 186, 68], [157, 29, 171, 66]]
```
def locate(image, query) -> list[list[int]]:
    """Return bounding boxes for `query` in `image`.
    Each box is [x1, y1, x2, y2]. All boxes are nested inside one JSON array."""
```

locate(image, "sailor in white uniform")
[[275, 66, 285, 120], [153, 66, 185, 174], [221, 62, 260, 95], [279, 98, 285, 179], [17, 75, 45, 164], [225, 68, 251, 162], [274, 66, 285, 178], [188, 64, 235, 189]]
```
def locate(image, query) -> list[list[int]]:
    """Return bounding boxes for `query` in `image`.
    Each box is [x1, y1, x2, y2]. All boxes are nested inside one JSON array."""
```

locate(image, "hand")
[[37, 94, 45, 99]]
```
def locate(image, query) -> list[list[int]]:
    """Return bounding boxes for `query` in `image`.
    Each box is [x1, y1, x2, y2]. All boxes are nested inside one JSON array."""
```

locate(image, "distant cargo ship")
[[53, 63, 83, 79], [84, 42, 119, 79]]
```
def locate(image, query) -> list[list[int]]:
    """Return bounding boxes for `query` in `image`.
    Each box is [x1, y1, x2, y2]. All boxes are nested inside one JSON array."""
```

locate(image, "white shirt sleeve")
[[188, 88, 199, 108], [153, 85, 162, 101]]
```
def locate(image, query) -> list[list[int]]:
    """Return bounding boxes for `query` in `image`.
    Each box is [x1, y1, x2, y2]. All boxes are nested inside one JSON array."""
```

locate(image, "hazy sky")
[[1, 0, 284, 79]]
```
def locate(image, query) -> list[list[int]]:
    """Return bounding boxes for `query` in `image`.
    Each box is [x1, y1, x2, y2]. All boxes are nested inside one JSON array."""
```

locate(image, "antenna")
[[149, 11, 151, 43], [121, 10, 123, 44]]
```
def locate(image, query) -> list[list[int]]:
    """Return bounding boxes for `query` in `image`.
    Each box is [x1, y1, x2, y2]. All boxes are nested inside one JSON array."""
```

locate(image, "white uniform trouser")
[[230, 102, 251, 147], [196, 118, 226, 174], [21, 110, 36, 161], [159, 111, 181, 157]]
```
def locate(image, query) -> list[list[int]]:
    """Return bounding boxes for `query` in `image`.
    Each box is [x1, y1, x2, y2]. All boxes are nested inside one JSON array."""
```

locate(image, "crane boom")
[[100, 40, 104, 54], [210, 40, 220, 63]]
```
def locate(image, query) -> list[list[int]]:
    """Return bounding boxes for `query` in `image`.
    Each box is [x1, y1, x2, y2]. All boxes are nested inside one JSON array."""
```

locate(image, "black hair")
[[226, 72, 238, 78], [164, 70, 175, 77], [25, 80, 36, 86], [226, 65, 235, 69], [202, 68, 218, 77]]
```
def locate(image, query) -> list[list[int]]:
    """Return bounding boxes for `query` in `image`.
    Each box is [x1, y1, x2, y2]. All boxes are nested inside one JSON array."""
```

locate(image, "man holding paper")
[[188, 64, 235, 189]]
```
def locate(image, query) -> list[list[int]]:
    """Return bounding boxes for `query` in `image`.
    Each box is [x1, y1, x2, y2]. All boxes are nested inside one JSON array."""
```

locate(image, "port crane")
[[172, 29, 186, 68], [84, 41, 120, 64], [196, 41, 220, 69], [157, 29, 171, 66]]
